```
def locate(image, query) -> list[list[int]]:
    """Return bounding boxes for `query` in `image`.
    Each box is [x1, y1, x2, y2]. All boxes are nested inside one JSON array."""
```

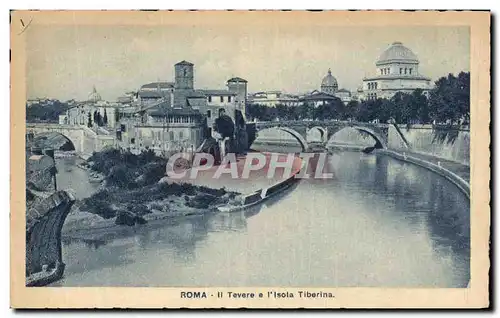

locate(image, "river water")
[[52, 131, 470, 287]]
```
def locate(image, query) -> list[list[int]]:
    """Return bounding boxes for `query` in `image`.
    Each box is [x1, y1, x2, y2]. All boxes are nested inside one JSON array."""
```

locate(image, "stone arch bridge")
[[26, 123, 115, 157], [252, 120, 400, 151]]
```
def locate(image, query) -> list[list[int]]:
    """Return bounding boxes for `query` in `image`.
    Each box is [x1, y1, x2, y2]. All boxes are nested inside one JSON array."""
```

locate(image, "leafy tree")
[[103, 109, 108, 125], [428, 72, 470, 124], [87, 112, 92, 127], [214, 114, 235, 138], [26, 100, 69, 123]]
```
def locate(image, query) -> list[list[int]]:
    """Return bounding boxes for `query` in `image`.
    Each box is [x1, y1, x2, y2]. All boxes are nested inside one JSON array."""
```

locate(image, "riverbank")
[[379, 149, 470, 198], [59, 149, 243, 236]]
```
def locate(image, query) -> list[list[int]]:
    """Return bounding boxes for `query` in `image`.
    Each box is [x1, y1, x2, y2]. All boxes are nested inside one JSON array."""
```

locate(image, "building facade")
[[59, 86, 122, 130], [359, 41, 432, 100], [116, 60, 248, 155], [117, 106, 205, 155], [299, 69, 353, 106], [248, 91, 300, 107]]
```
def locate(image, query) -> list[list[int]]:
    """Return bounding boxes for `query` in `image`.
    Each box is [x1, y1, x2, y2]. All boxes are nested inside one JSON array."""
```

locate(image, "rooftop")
[[227, 77, 248, 83], [138, 91, 164, 98], [300, 91, 338, 101], [148, 107, 202, 117], [198, 89, 237, 96], [140, 82, 175, 89], [321, 69, 338, 87], [175, 60, 194, 66], [376, 42, 419, 65]]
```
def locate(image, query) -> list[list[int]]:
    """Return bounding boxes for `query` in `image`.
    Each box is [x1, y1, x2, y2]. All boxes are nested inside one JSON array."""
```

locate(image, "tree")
[[96, 111, 103, 127], [26, 100, 69, 123], [378, 99, 395, 123], [412, 89, 430, 124], [87, 112, 93, 127], [345, 100, 359, 120], [103, 109, 108, 125], [214, 114, 235, 139], [428, 72, 470, 124], [355, 98, 383, 122]]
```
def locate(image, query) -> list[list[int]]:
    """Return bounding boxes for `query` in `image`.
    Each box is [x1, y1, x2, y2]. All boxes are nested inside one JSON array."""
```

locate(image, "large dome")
[[321, 69, 338, 89], [88, 86, 102, 102], [376, 42, 419, 65]]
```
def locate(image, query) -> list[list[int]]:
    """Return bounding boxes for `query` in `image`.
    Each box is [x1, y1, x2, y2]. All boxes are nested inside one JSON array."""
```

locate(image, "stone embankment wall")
[[26, 190, 76, 286], [388, 124, 470, 165]]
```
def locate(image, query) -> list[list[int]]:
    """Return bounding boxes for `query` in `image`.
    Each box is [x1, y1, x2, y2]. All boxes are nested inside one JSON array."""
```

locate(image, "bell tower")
[[174, 60, 194, 108], [227, 77, 248, 119]]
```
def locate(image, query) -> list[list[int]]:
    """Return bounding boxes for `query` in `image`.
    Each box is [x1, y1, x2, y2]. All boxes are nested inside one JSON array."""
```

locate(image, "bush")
[[88, 149, 167, 189], [106, 164, 137, 189]]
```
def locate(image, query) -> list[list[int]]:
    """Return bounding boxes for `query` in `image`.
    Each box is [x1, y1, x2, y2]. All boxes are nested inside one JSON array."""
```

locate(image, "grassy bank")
[[74, 149, 240, 227]]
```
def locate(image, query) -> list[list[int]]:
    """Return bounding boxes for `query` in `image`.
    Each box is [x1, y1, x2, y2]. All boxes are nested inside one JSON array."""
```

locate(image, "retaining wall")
[[389, 124, 470, 165]]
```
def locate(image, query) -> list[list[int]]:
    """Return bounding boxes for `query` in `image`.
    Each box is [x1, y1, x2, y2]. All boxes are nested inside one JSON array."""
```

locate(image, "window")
[[220, 96, 224, 103], [207, 110, 211, 118], [169, 131, 174, 140], [409, 68, 412, 75], [208, 96, 212, 103], [400, 68, 403, 74], [131, 138, 135, 144], [380, 69, 383, 75], [404, 68, 407, 74], [228, 96, 232, 102], [179, 131, 184, 140]]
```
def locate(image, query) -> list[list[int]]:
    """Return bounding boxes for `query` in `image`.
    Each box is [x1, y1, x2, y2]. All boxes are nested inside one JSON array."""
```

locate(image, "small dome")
[[377, 42, 419, 65], [321, 69, 338, 88], [88, 86, 102, 102]]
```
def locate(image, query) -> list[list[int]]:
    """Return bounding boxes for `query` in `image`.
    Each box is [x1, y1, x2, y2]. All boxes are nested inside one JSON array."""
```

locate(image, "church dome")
[[321, 69, 338, 93], [88, 86, 102, 102], [376, 42, 419, 66]]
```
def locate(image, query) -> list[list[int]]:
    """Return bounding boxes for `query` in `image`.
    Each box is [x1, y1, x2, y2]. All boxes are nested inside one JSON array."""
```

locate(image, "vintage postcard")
[[10, 10, 490, 308]]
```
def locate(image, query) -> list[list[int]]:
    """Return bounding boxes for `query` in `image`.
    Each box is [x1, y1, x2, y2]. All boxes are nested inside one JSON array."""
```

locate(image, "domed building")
[[88, 86, 102, 103], [320, 69, 338, 94], [360, 41, 431, 100], [300, 69, 353, 106]]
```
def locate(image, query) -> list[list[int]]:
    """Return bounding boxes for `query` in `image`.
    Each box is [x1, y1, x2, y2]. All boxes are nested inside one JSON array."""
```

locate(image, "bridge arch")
[[258, 126, 309, 151], [327, 126, 387, 149], [308, 126, 328, 143], [30, 131, 77, 152]]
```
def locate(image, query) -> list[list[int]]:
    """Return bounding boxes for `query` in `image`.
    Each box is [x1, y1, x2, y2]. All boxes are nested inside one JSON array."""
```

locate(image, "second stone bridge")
[[252, 120, 395, 151]]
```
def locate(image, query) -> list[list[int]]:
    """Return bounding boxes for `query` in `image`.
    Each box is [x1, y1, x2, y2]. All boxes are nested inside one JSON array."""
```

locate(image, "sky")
[[26, 24, 470, 101]]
